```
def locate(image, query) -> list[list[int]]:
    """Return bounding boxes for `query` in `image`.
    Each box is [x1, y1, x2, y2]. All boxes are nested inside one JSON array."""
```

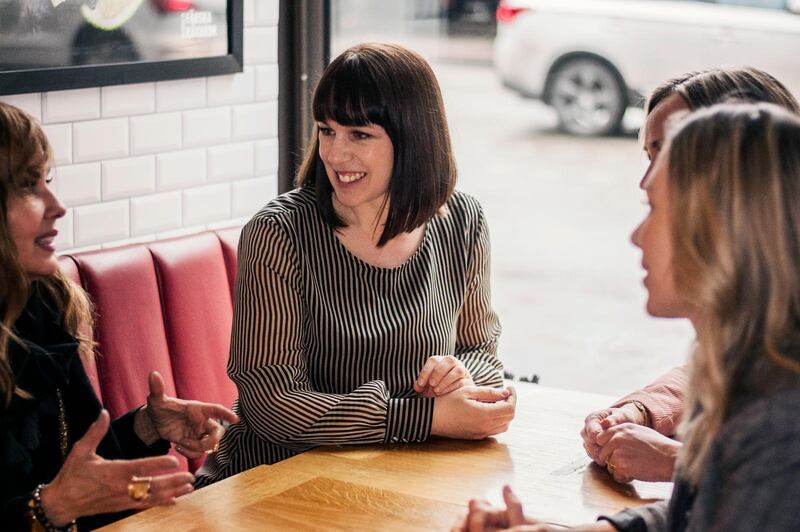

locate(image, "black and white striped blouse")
[[197, 186, 503, 485]]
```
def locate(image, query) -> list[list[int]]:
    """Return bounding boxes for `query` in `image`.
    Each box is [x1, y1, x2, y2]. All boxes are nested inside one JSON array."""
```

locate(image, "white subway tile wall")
[[74, 201, 130, 247], [55, 163, 102, 207], [73, 118, 130, 162], [102, 156, 156, 201], [183, 184, 232, 226], [157, 149, 207, 191], [207, 143, 255, 183], [130, 112, 183, 155], [3, 5, 280, 252], [156, 78, 208, 112], [131, 192, 182, 236], [233, 101, 277, 140], [255, 138, 279, 176], [42, 124, 73, 166], [101, 83, 156, 118], [183, 107, 232, 148], [0, 93, 42, 120], [43, 88, 101, 124]]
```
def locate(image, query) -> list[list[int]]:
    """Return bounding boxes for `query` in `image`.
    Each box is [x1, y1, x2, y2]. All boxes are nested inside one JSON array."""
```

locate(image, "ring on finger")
[[128, 476, 152, 502], [606, 461, 617, 474]]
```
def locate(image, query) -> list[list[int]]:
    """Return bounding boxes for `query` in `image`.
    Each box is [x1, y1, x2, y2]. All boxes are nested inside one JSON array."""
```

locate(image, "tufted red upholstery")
[[58, 255, 80, 285], [149, 233, 237, 410], [58, 228, 241, 472], [58, 256, 103, 401], [215, 226, 241, 299]]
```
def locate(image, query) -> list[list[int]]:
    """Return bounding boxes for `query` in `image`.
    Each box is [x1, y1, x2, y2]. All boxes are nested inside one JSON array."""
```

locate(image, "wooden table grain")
[[100, 384, 673, 531]]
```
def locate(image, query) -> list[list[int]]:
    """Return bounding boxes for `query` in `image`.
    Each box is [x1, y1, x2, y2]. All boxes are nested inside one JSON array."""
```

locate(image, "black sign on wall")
[[0, 0, 243, 95]]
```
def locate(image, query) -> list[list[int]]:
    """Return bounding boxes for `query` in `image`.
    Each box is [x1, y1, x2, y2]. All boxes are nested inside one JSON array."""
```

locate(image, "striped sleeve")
[[228, 218, 433, 451], [454, 205, 504, 388]]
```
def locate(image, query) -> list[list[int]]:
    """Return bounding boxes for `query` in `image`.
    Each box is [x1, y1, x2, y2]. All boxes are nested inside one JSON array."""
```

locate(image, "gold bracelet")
[[625, 400, 651, 428]]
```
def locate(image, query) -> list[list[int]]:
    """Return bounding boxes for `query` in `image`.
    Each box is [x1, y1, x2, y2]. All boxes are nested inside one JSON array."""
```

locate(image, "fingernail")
[[502, 389, 510, 397]]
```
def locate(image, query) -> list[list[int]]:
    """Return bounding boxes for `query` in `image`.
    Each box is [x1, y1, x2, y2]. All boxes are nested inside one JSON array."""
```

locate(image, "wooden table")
[[101, 384, 672, 531]]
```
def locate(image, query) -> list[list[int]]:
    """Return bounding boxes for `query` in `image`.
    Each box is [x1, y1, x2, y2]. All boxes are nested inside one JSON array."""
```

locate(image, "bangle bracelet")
[[626, 400, 651, 428], [27, 484, 77, 532]]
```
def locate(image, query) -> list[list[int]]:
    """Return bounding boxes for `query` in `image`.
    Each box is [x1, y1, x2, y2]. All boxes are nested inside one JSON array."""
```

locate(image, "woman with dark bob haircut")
[[197, 43, 516, 485]]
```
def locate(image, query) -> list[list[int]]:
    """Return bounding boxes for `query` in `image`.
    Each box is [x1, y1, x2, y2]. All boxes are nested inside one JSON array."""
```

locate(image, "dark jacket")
[[602, 388, 800, 531], [1, 282, 169, 531]]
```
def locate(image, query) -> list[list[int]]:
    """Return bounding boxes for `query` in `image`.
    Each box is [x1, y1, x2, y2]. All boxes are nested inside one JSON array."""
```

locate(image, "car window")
[[715, 0, 788, 9]]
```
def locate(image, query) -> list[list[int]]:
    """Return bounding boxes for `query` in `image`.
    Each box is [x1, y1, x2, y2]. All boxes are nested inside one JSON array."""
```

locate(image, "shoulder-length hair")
[[645, 67, 800, 115], [0, 101, 93, 407], [665, 103, 800, 484], [295, 43, 457, 247]]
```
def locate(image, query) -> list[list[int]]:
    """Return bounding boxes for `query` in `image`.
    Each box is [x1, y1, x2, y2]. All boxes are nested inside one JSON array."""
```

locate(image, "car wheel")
[[548, 58, 627, 136]]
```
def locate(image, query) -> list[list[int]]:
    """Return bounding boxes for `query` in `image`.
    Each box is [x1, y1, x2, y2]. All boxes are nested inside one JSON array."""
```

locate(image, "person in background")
[[198, 42, 516, 486], [581, 67, 800, 483], [457, 102, 800, 531], [0, 101, 239, 531]]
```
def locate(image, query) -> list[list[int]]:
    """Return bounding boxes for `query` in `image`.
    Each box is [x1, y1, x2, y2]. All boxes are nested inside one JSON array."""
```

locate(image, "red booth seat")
[[58, 229, 240, 471]]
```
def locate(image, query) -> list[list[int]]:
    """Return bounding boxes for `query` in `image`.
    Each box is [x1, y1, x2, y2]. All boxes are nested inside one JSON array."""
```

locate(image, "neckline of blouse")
[[325, 218, 433, 273]]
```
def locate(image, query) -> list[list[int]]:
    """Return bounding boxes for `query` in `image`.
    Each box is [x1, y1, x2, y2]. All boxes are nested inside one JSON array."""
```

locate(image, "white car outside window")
[[494, 0, 800, 135]]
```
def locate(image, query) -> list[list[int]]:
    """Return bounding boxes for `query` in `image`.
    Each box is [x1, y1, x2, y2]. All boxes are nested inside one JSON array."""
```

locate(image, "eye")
[[352, 131, 371, 140], [318, 126, 334, 137], [21, 174, 40, 189]]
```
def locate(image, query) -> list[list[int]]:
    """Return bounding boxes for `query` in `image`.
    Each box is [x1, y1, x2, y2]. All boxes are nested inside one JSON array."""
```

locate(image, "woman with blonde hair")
[[581, 67, 800, 483], [458, 103, 800, 530], [0, 101, 238, 531]]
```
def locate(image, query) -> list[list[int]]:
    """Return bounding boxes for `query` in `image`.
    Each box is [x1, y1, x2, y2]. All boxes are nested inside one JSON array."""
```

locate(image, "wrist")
[[134, 405, 161, 445], [35, 483, 75, 529], [620, 400, 650, 427]]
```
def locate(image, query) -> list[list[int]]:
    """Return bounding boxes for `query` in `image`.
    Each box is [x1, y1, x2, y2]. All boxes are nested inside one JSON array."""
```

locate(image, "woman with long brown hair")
[[0, 101, 238, 531], [458, 103, 800, 530]]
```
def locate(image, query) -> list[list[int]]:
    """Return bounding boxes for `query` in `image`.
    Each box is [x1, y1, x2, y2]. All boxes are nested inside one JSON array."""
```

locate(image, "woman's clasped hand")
[[581, 406, 680, 483], [414, 355, 516, 439], [431, 385, 516, 440]]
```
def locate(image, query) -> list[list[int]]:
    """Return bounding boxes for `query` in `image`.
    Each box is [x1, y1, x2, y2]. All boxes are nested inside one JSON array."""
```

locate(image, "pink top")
[[612, 365, 688, 436]]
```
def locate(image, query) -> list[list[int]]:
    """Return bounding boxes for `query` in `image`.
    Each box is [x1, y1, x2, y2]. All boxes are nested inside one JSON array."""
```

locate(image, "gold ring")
[[206, 442, 220, 454], [127, 476, 152, 501], [606, 461, 617, 474]]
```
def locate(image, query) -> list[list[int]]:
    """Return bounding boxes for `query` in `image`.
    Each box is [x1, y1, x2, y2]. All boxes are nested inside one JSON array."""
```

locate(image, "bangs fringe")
[[312, 54, 388, 128]]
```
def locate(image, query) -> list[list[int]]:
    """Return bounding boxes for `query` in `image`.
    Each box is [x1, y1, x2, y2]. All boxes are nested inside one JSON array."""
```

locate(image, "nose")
[[325, 135, 352, 165], [630, 220, 643, 249], [639, 161, 654, 190], [44, 182, 66, 221]]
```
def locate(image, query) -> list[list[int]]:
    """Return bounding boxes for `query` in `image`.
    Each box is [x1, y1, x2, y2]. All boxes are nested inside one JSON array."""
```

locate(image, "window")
[[327, 0, 799, 396]]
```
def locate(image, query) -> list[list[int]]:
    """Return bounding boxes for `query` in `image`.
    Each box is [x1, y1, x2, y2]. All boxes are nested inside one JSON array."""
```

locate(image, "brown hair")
[[665, 103, 800, 484], [646, 67, 800, 115], [0, 101, 94, 407], [295, 43, 457, 246]]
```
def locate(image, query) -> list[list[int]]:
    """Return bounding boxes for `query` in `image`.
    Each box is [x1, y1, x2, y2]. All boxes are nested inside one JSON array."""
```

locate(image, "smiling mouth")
[[35, 233, 57, 250], [337, 172, 366, 183]]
